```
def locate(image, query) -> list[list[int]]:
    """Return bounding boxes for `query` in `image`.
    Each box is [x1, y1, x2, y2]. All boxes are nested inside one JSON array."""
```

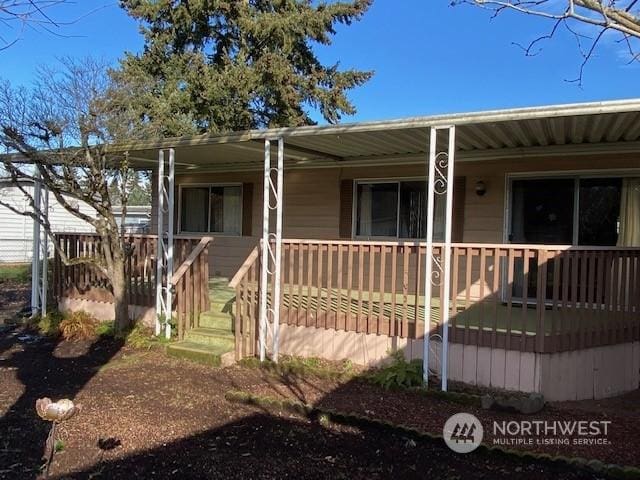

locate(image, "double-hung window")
[[179, 184, 242, 235], [354, 179, 445, 240]]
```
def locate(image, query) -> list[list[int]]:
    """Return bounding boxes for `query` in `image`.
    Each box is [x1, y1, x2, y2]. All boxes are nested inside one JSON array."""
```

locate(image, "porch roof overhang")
[[118, 98, 640, 173]]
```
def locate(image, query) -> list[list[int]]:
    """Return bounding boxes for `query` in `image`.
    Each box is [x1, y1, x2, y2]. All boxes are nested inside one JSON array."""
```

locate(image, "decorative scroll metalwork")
[[433, 152, 449, 195], [156, 148, 175, 339], [259, 138, 284, 362]]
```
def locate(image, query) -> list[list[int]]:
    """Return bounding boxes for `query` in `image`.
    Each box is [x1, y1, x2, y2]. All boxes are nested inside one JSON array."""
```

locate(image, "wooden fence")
[[52, 233, 212, 339], [231, 239, 640, 358]]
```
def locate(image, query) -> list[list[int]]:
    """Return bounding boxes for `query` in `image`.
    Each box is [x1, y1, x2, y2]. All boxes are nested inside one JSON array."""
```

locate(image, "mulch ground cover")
[[0, 279, 29, 323], [0, 326, 636, 479]]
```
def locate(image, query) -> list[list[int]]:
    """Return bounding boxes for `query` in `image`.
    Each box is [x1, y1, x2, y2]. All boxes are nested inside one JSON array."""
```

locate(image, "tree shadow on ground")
[[53, 409, 602, 480], [0, 329, 124, 477]]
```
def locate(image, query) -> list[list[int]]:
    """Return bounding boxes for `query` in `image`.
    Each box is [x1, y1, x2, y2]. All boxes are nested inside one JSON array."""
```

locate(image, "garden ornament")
[[35, 397, 81, 478]]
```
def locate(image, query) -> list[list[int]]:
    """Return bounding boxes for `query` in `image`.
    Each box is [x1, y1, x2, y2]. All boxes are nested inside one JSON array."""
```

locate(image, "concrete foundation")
[[58, 297, 156, 328]]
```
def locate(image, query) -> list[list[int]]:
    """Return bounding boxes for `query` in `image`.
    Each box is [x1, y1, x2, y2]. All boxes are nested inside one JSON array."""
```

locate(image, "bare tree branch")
[[454, 0, 640, 83]]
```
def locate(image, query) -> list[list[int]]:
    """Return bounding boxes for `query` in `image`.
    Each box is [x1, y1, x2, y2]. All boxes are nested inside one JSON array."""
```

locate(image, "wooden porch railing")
[[229, 246, 260, 360], [172, 236, 212, 339], [231, 239, 640, 358], [52, 233, 213, 338]]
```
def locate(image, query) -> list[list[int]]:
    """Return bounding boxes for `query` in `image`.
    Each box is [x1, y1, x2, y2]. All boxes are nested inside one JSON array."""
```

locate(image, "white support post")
[[40, 186, 49, 316], [259, 140, 271, 362], [155, 150, 166, 336], [422, 127, 437, 384], [165, 148, 175, 339], [258, 137, 284, 362], [441, 126, 456, 392], [31, 172, 42, 316], [272, 138, 284, 361], [422, 125, 456, 392]]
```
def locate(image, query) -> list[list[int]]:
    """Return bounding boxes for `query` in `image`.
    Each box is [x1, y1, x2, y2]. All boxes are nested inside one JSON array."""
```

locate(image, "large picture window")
[[354, 179, 445, 240], [180, 185, 242, 235]]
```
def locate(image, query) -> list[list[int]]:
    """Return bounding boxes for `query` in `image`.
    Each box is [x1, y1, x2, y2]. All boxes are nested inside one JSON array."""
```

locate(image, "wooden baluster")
[[551, 250, 561, 352], [450, 246, 460, 344], [316, 242, 323, 328], [586, 251, 596, 347], [464, 248, 473, 346], [306, 243, 313, 327], [521, 249, 529, 352], [378, 245, 387, 336], [536, 249, 547, 352], [506, 248, 515, 351], [402, 245, 409, 338], [413, 245, 422, 340], [288, 242, 294, 325], [193, 249, 201, 328], [356, 244, 365, 333], [327, 243, 334, 329], [491, 247, 500, 349], [347, 244, 354, 332], [336, 244, 344, 331], [296, 243, 303, 326], [390, 244, 397, 337], [479, 248, 486, 346], [368, 245, 375, 334]]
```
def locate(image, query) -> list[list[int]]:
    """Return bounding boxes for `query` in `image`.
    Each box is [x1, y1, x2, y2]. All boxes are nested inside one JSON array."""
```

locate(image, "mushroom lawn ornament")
[[35, 398, 81, 478]]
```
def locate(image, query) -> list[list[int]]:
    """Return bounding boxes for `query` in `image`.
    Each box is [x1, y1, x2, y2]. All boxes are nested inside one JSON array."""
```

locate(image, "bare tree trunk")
[[110, 255, 130, 333]]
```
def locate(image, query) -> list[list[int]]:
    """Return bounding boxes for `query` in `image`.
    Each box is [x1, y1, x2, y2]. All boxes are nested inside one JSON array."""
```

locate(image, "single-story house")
[[51, 99, 640, 401]]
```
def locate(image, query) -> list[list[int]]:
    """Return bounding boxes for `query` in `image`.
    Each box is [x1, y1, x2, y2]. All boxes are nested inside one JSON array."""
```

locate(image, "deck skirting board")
[[271, 323, 639, 401]]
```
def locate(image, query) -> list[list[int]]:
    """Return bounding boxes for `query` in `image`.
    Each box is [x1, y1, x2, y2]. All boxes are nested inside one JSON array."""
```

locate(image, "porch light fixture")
[[475, 180, 487, 196]]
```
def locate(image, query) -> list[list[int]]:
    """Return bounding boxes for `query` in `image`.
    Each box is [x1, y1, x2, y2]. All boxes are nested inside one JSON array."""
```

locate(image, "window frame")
[[177, 183, 244, 236], [351, 177, 433, 240]]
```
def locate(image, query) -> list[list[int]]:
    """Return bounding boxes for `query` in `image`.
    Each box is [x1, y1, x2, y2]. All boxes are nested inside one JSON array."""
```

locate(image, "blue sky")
[[1, 0, 638, 124]]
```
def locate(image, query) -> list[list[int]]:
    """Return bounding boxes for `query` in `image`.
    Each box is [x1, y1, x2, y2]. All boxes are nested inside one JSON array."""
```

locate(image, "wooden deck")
[[232, 240, 640, 358]]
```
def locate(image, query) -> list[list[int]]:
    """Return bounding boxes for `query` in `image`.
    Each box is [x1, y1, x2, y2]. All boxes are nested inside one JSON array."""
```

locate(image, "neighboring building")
[[0, 181, 150, 262]]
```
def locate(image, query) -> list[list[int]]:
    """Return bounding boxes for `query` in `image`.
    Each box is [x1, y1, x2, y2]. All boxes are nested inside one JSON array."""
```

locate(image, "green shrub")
[[368, 351, 423, 389], [96, 321, 115, 337], [120, 324, 163, 349], [59, 310, 98, 341], [35, 311, 64, 337]]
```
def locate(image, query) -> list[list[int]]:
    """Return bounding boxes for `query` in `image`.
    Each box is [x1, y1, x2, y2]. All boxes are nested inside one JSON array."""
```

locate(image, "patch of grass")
[[59, 310, 98, 341], [239, 355, 356, 380], [0, 263, 30, 283]]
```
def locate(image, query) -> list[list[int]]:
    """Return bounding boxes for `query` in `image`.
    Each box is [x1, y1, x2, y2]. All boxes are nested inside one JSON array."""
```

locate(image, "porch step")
[[198, 311, 234, 331], [166, 341, 232, 367], [184, 327, 234, 345]]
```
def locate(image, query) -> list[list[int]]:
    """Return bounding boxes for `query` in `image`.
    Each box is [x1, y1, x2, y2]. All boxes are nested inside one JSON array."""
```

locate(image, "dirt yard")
[[1, 326, 638, 479]]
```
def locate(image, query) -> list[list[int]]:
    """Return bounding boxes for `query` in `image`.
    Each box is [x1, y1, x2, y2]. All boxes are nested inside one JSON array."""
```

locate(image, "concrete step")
[[166, 341, 233, 367], [184, 327, 234, 345]]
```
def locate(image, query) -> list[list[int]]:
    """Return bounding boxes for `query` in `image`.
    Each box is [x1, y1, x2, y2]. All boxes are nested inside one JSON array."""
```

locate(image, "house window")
[[180, 185, 242, 235], [509, 176, 624, 246], [354, 180, 445, 239]]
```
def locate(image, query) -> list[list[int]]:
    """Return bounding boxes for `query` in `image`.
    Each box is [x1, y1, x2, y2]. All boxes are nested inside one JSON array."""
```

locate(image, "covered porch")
[[50, 99, 640, 400]]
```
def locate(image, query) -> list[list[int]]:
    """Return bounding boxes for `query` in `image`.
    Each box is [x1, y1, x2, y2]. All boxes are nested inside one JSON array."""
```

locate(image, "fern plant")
[[369, 351, 424, 389]]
